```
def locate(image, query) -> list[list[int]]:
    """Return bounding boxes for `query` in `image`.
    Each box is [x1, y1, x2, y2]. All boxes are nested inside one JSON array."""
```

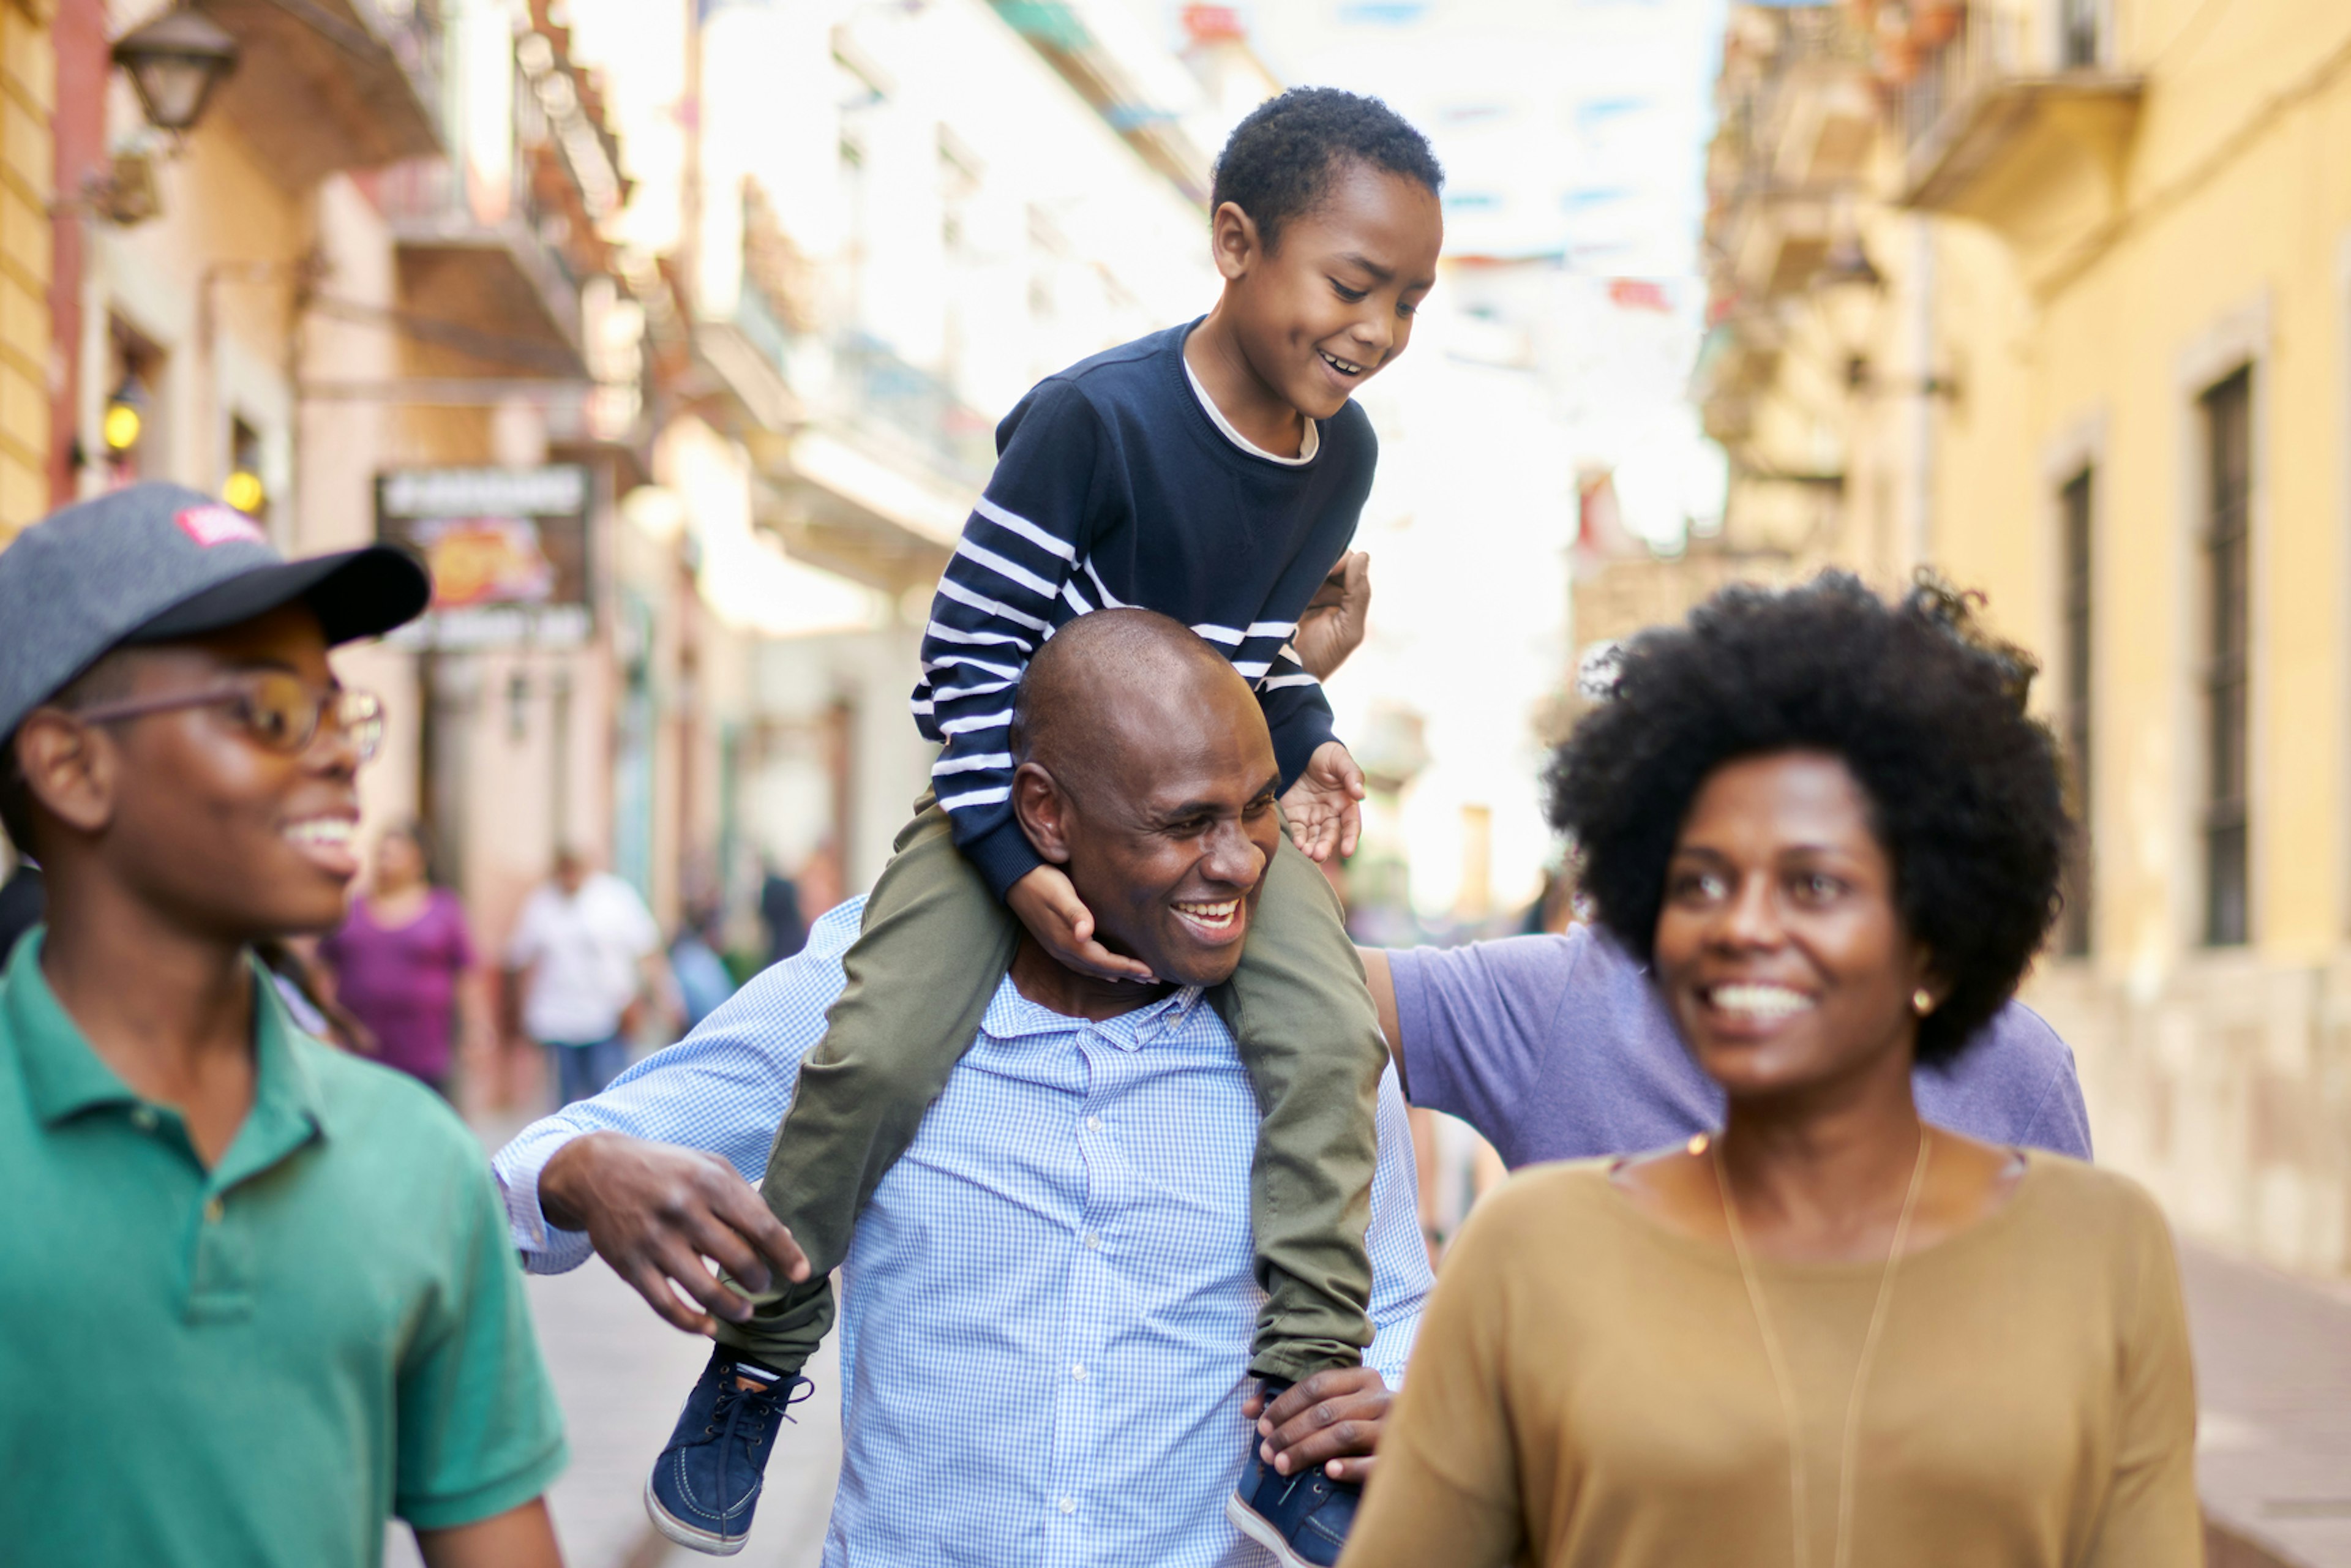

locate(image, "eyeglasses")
[[73, 672, 386, 764]]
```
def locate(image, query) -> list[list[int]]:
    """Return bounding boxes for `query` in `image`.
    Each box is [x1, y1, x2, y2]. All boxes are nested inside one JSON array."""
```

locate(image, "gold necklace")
[[1707, 1128, 1931, 1568]]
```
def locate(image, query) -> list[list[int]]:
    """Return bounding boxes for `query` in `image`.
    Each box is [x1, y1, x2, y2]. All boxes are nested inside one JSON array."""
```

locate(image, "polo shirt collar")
[[6, 931, 331, 1176]]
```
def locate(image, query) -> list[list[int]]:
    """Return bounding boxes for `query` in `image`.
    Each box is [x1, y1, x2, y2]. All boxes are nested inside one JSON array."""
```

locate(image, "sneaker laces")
[[703, 1371, 815, 1498]]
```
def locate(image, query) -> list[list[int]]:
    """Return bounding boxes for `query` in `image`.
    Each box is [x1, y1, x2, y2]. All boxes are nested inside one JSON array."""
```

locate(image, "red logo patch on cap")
[[176, 505, 267, 548]]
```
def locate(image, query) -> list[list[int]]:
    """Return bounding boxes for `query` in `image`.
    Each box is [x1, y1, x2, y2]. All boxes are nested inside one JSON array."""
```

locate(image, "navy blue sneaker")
[[1226, 1452, 1360, 1567], [644, 1350, 813, 1555]]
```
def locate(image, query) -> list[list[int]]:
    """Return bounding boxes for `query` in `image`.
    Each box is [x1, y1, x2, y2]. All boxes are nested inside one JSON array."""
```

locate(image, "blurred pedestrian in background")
[[319, 821, 486, 1097], [504, 846, 675, 1106], [668, 902, 737, 1032], [0, 484, 566, 1566], [757, 857, 806, 967], [1346, 577, 2198, 1568], [258, 934, 373, 1054]]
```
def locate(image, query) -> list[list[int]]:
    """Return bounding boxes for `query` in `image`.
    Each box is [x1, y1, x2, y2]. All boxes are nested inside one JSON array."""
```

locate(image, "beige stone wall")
[[1689, 0, 2351, 1275], [0, 0, 48, 539], [1919, 0, 2351, 1274]]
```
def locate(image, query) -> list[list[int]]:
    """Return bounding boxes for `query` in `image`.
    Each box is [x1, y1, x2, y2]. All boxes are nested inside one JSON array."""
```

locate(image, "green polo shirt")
[[0, 932, 567, 1567]]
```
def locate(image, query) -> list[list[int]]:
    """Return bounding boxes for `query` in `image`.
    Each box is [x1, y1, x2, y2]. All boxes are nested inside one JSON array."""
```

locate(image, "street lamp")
[[111, 7, 239, 136]]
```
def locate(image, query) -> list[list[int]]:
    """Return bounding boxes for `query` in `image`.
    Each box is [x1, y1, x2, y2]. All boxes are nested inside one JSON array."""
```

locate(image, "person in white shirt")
[[504, 848, 676, 1106]]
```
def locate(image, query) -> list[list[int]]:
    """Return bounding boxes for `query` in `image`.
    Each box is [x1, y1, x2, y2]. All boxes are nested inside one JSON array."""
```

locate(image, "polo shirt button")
[[203, 1198, 224, 1223], [131, 1107, 157, 1132], [1058, 1497, 1076, 1515]]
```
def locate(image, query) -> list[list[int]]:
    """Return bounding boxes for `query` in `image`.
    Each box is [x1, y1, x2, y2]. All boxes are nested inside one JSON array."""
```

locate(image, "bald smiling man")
[[492, 610, 1432, 1567]]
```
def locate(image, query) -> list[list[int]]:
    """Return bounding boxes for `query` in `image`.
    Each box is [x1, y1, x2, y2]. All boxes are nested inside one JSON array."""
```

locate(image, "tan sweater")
[[1344, 1153, 2200, 1568]]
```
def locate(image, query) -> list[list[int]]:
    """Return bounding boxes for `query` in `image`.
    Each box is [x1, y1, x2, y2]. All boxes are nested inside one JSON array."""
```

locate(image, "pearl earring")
[[1913, 988, 1935, 1016]]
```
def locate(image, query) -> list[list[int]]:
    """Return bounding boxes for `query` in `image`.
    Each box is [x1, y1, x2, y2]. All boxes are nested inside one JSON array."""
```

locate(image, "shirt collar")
[[6, 931, 331, 1166], [980, 972, 1209, 1050]]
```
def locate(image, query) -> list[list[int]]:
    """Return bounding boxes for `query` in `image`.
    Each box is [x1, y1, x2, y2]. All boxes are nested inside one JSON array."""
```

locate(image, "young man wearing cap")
[[0, 484, 569, 1568]]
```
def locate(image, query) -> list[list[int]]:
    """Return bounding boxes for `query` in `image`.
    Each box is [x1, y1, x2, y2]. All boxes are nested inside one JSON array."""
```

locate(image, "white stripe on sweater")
[[936, 577, 1051, 634], [1082, 558, 1128, 609], [931, 678, 1016, 703], [938, 784, 1013, 811], [954, 538, 1059, 600], [973, 496, 1077, 562], [926, 620, 1036, 653], [925, 653, 1022, 680], [933, 751, 1014, 776], [939, 710, 1014, 735]]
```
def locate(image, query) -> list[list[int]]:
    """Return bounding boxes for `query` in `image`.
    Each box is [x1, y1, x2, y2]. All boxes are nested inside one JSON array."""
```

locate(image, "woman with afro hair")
[[1343, 575, 2199, 1568]]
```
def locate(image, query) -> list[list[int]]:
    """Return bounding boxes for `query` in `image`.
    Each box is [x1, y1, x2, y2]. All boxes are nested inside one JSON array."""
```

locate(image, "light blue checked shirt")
[[494, 899, 1432, 1568]]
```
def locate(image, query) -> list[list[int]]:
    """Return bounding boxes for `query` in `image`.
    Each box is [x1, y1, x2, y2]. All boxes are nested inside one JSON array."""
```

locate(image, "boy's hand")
[[1280, 741, 1365, 863], [1007, 864, 1160, 983], [1293, 552, 1371, 681]]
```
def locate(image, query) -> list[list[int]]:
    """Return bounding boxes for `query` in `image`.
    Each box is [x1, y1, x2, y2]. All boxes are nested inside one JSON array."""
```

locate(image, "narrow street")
[[375, 1206, 2351, 1568], [388, 1259, 844, 1568], [2188, 1243, 2351, 1568]]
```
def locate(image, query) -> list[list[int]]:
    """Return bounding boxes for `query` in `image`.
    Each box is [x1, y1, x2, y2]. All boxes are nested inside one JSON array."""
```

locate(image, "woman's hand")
[[1279, 741, 1365, 862], [1243, 1367, 1393, 1483]]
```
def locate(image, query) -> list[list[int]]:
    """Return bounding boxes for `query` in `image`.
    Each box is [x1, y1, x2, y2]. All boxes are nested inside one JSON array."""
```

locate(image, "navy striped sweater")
[[913, 320, 1376, 899]]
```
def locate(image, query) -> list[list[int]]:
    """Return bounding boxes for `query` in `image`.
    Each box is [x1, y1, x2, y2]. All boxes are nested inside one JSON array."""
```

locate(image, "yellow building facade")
[[0, 0, 49, 540], [1687, 0, 2351, 1275]]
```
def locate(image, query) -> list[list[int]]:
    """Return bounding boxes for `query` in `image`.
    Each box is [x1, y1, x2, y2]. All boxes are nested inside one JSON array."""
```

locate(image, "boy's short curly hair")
[[1210, 86, 1442, 252], [1545, 573, 2070, 1067]]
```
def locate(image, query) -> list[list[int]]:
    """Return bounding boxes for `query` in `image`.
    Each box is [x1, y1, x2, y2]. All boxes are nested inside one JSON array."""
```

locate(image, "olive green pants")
[[714, 803, 1386, 1384]]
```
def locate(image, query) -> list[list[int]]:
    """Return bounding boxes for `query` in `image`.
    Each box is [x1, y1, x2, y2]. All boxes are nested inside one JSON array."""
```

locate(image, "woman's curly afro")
[[1210, 86, 1442, 252], [1545, 572, 2071, 1067]]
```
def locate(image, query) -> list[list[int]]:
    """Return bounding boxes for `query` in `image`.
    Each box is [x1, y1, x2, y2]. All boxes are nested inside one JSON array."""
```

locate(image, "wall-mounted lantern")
[[111, 7, 240, 137], [102, 378, 146, 454]]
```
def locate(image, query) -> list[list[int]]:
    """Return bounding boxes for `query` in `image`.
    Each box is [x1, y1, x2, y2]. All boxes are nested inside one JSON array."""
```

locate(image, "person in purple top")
[[320, 821, 485, 1094], [1360, 925, 2091, 1169]]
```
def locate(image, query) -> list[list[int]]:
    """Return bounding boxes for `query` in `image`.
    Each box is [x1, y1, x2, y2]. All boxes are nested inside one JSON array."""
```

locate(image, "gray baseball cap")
[[0, 482, 432, 741]]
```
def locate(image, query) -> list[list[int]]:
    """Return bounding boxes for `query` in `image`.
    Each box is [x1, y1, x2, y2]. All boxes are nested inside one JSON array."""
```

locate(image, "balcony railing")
[[1897, 5, 2027, 157], [730, 272, 994, 489], [373, 153, 587, 375], [1889, 1, 2140, 229], [359, 0, 444, 130]]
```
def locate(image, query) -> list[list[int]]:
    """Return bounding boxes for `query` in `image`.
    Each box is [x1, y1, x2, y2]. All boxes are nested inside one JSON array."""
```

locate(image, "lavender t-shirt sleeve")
[[1389, 932, 1584, 1169], [1393, 927, 2096, 1169], [1916, 999, 2095, 1160]]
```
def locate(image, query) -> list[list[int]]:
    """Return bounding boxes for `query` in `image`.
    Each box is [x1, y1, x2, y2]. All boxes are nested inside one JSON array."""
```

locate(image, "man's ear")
[[1011, 760, 1075, 866], [1209, 200, 1262, 283], [14, 710, 116, 840]]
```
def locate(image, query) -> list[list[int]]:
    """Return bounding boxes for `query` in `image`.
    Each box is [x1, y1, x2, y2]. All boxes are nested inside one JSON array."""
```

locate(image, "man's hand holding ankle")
[[540, 1131, 810, 1336]]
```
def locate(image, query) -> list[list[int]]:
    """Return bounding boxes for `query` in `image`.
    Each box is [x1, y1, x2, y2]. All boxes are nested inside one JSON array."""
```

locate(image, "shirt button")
[[131, 1107, 157, 1132], [203, 1198, 224, 1223], [1085, 1116, 1101, 1131], [1058, 1497, 1076, 1515], [1071, 1363, 1087, 1380], [1084, 1232, 1102, 1250]]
